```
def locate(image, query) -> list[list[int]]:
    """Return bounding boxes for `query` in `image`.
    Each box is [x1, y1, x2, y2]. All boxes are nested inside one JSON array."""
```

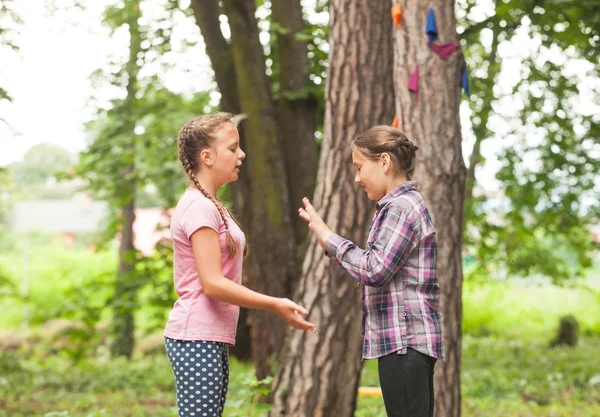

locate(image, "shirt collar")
[[376, 181, 418, 210]]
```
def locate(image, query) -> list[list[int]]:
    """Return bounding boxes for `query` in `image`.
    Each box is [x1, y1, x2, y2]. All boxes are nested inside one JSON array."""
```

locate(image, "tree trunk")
[[110, 195, 136, 358], [392, 3, 466, 417], [271, 0, 318, 252], [222, 0, 298, 380], [190, 0, 253, 361], [110, 0, 141, 359], [270, 0, 395, 415]]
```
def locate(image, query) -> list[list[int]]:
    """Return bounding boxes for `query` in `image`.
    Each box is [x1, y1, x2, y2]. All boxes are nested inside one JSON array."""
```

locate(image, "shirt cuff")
[[324, 233, 346, 258]]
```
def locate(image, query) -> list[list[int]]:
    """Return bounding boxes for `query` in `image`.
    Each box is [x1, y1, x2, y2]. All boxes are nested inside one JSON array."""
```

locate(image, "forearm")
[[325, 234, 395, 287], [204, 277, 277, 311]]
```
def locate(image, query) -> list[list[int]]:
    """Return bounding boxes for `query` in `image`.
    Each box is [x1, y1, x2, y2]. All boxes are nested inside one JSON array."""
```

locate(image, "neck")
[[385, 175, 409, 195], [194, 172, 220, 198]]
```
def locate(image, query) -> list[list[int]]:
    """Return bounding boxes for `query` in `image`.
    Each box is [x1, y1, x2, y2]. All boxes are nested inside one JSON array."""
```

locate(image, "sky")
[[0, 0, 214, 165], [0, 0, 597, 194], [0, 1, 118, 164]]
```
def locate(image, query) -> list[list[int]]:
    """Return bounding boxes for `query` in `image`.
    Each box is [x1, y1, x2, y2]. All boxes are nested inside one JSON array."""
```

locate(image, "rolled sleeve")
[[324, 233, 346, 258], [326, 205, 420, 287]]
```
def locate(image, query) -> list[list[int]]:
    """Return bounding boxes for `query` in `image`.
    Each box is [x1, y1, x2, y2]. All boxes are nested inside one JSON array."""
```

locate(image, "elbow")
[[202, 279, 220, 298], [364, 277, 386, 287], [363, 268, 392, 287]]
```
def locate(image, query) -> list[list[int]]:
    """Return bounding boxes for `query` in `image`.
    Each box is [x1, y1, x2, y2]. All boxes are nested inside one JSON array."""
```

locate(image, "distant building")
[[8, 196, 170, 255], [10, 195, 108, 234]]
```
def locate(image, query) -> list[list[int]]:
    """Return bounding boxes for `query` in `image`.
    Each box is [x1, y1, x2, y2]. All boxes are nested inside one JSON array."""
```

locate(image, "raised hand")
[[298, 197, 332, 250]]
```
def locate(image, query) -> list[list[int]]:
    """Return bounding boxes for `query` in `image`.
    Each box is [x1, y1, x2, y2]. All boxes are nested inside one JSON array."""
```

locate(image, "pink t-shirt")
[[164, 187, 246, 345]]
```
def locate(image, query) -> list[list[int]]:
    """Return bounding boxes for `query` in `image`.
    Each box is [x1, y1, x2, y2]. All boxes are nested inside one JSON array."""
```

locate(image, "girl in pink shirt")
[[164, 112, 315, 417]]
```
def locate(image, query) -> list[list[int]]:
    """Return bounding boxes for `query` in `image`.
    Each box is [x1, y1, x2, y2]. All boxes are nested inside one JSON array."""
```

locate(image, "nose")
[[239, 148, 246, 160], [354, 172, 360, 184]]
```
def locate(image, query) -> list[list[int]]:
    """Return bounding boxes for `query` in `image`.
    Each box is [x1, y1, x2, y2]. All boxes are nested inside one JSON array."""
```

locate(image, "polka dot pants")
[[165, 337, 230, 417]]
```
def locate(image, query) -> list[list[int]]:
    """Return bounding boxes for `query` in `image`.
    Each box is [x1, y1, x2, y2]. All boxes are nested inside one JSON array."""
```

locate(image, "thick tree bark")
[[271, 0, 318, 252], [189, 0, 239, 115], [222, 0, 298, 380], [110, 0, 141, 359], [190, 0, 253, 361], [269, 0, 395, 415], [392, 2, 466, 417]]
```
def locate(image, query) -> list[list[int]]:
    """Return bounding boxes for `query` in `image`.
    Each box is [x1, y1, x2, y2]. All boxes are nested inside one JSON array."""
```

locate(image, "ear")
[[380, 153, 392, 174], [200, 148, 214, 167]]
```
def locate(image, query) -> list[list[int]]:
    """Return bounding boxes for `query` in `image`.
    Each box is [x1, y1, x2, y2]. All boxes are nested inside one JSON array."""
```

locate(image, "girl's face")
[[206, 124, 246, 184], [352, 148, 388, 200]]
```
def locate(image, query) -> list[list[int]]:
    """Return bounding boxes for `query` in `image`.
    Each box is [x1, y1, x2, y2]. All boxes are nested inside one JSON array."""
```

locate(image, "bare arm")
[[191, 227, 316, 332]]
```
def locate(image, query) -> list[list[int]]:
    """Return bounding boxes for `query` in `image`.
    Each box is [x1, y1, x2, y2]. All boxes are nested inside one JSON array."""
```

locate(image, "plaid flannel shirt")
[[325, 181, 445, 360]]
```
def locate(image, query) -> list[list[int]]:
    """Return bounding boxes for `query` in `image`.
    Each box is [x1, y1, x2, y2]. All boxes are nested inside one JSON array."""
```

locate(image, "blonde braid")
[[178, 124, 239, 259]]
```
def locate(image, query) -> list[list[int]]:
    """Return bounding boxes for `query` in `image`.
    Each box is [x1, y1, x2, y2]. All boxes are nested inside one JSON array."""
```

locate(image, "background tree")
[[392, 3, 466, 416], [188, 0, 322, 377], [76, 0, 143, 359], [9, 144, 72, 184], [6, 144, 75, 200], [73, 0, 210, 358], [270, 0, 395, 414]]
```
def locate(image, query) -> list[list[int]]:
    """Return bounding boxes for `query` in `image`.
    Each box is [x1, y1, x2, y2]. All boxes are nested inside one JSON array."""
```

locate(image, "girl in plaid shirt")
[[299, 125, 444, 417]]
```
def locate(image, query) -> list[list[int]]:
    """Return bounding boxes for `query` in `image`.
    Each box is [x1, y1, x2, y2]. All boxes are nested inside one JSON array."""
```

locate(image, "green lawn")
[[1, 335, 599, 417], [1, 240, 598, 416]]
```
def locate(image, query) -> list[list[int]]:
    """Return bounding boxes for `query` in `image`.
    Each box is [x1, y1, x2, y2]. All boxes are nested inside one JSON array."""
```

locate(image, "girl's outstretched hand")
[[273, 298, 316, 332], [298, 197, 332, 250]]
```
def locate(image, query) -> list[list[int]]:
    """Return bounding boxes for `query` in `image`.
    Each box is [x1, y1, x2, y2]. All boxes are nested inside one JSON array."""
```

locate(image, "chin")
[[366, 190, 384, 201]]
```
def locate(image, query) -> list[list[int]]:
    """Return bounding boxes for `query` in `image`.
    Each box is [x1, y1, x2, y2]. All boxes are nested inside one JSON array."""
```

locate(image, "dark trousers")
[[378, 348, 436, 417]]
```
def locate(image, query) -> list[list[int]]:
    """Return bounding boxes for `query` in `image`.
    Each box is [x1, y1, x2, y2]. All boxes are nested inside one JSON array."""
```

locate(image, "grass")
[[1, 335, 599, 417], [1, 237, 599, 416], [463, 279, 600, 339]]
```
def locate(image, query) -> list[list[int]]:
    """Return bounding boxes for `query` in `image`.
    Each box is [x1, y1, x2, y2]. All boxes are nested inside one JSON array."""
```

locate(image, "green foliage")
[[134, 235, 177, 334], [0, 169, 15, 223], [259, 0, 327, 138], [0, 234, 116, 330], [6, 143, 76, 201], [226, 374, 273, 417], [462, 278, 600, 339], [459, 0, 600, 282], [0, 0, 21, 108], [70, 0, 213, 357]]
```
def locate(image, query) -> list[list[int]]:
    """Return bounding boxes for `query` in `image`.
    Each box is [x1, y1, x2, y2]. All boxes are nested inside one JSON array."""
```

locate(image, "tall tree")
[[84, 0, 143, 359], [75, 0, 199, 358], [392, 3, 466, 416], [271, 0, 319, 249], [270, 0, 395, 415], [189, 0, 253, 361], [222, 0, 298, 378], [189, 0, 320, 376]]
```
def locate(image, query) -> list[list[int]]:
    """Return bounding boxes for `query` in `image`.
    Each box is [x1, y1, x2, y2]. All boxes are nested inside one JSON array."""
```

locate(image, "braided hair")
[[351, 125, 419, 179], [177, 112, 245, 259]]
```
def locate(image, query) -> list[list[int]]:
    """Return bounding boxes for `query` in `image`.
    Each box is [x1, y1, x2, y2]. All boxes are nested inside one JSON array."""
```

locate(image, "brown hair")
[[177, 112, 245, 258], [351, 125, 419, 179]]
